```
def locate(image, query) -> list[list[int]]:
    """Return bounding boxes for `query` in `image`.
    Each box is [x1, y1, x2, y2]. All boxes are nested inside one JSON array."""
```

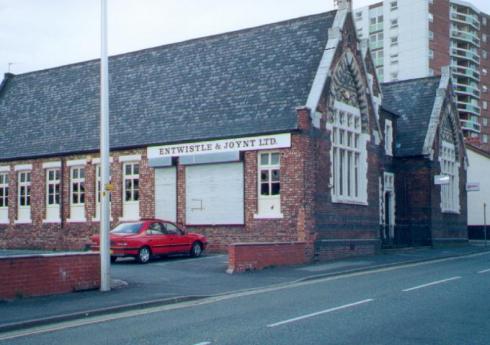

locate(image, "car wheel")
[[137, 247, 151, 264], [190, 242, 203, 257], [110, 256, 117, 263]]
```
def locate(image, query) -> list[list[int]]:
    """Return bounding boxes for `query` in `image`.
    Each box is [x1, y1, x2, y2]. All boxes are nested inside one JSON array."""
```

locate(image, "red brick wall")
[[227, 242, 307, 273], [185, 132, 315, 253], [480, 14, 490, 153], [0, 253, 100, 300], [0, 149, 146, 250], [429, 0, 451, 76]]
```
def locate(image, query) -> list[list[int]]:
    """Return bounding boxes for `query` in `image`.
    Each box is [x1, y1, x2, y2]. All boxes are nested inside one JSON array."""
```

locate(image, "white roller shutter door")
[[186, 163, 244, 225], [154, 167, 177, 222]]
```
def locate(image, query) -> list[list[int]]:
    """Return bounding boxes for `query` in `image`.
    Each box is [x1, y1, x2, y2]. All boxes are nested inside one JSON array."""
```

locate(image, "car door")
[[145, 222, 168, 255], [163, 222, 190, 253]]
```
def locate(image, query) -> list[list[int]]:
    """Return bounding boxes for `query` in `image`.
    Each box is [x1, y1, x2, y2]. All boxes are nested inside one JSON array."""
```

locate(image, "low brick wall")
[[314, 239, 379, 261], [227, 241, 308, 273], [0, 252, 100, 300]]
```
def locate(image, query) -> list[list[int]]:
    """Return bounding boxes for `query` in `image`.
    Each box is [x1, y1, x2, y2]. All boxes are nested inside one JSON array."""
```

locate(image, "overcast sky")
[[2, 0, 490, 79]]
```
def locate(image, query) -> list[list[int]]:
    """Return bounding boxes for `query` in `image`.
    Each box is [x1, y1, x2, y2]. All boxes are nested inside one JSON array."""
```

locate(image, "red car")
[[90, 219, 208, 264]]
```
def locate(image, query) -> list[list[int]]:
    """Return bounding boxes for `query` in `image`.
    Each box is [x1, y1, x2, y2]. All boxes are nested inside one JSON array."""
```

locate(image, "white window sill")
[[254, 213, 284, 220], [331, 197, 368, 206], [14, 219, 32, 224], [441, 209, 460, 215], [67, 218, 86, 223], [43, 219, 61, 224]]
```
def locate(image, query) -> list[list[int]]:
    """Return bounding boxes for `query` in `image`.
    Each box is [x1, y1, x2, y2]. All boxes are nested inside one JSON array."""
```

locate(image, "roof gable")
[[0, 11, 336, 161], [381, 76, 441, 157]]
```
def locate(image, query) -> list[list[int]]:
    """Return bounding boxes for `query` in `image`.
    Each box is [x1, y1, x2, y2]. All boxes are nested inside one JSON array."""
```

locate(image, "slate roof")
[[381, 77, 441, 157], [0, 11, 336, 161]]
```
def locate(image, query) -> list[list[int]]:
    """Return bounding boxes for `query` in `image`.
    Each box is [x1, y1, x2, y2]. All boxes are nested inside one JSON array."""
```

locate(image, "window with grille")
[[440, 141, 459, 213], [124, 163, 139, 202], [71, 167, 85, 205], [46, 169, 60, 206], [0, 173, 8, 208], [331, 103, 364, 202], [18, 171, 31, 207], [258, 152, 281, 216]]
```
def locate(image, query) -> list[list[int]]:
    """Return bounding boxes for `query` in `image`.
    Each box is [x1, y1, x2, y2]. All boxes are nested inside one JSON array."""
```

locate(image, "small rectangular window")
[[17, 170, 32, 222], [429, 31, 434, 40], [390, 1, 398, 11], [483, 115, 488, 125], [123, 163, 140, 202], [390, 19, 398, 28], [390, 36, 398, 46], [385, 120, 393, 156], [46, 168, 60, 206], [429, 49, 434, 59], [71, 167, 85, 205], [18, 171, 31, 207], [258, 152, 281, 216], [0, 173, 8, 209], [483, 134, 489, 144], [483, 34, 487, 43]]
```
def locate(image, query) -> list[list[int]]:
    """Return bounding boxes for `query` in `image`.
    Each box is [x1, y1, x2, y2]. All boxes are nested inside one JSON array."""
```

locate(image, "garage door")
[[186, 163, 244, 225], [155, 167, 177, 222]]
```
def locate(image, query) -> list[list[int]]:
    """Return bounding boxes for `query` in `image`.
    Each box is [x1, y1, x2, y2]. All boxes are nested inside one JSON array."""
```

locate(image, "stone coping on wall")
[[0, 251, 97, 260]]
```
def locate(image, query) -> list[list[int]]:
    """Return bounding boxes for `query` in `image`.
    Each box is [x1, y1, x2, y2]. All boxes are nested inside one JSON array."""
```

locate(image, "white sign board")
[[434, 175, 450, 185], [466, 182, 480, 192], [148, 133, 291, 159]]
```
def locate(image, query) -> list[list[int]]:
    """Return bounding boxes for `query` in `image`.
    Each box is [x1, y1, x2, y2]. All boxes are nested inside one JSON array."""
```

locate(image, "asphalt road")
[[2, 252, 489, 345]]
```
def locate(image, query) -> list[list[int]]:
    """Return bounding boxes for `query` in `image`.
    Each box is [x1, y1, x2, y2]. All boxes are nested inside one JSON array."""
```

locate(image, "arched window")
[[439, 112, 460, 213], [328, 53, 369, 204]]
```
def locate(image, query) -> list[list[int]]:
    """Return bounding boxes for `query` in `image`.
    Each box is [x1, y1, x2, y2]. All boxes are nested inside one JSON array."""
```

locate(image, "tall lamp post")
[[100, 0, 111, 292]]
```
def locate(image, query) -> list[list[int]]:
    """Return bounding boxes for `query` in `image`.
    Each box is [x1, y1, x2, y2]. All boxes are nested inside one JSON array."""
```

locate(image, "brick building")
[[0, 4, 468, 260]]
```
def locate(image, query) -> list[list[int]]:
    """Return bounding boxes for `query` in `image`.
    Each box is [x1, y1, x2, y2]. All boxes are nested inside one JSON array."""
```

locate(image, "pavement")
[[1, 243, 489, 333]]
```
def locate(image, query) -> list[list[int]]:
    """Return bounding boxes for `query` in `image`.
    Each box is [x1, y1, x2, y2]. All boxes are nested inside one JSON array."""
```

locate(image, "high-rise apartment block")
[[355, 0, 490, 151]]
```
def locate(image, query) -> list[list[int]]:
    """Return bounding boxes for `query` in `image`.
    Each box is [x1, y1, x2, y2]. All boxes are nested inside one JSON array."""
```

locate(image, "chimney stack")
[[334, 0, 353, 12]]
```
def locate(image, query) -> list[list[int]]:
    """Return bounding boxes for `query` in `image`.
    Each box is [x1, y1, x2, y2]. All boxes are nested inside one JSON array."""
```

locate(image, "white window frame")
[[17, 170, 31, 223], [122, 162, 140, 221], [329, 101, 368, 205], [385, 119, 393, 156], [45, 168, 61, 222], [440, 141, 460, 213], [483, 134, 489, 144], [69, 166, 85, 222], [255, 151, 282, 218], [0, 172, 9, 224]]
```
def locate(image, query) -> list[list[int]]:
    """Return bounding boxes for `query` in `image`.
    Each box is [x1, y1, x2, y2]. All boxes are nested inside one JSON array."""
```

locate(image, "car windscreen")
[[111, 222, 143, 234]]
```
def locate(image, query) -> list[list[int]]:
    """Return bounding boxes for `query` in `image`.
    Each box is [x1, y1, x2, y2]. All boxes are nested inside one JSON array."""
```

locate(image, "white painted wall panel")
[[467, 149, 490, 225], [186, 163, 244, 225], [155, 167, 177, 222]]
